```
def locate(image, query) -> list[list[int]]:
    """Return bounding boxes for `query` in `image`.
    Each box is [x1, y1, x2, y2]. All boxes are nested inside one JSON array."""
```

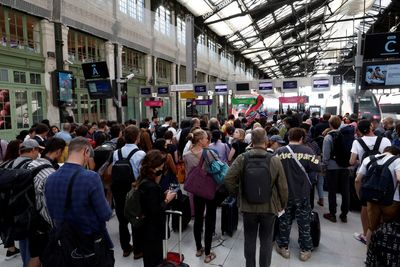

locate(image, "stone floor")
[[0, 194, 367, 267]]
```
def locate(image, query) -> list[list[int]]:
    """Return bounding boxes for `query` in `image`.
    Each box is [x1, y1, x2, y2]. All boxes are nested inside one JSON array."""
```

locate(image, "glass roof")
[[177, 0, 393, 78]]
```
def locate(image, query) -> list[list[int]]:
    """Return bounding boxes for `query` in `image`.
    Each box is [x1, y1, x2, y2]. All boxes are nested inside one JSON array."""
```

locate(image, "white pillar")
[[40, 19, 59, 125], [104, 41, 118, 121]]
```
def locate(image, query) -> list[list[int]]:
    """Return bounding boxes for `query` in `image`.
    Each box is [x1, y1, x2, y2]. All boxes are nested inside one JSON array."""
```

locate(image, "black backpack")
[[358, 136, 383, 163], [360, 155, 398, 206], [242, 151, 272, 204], [111, 149, 139, 186], [156, 126, 170, 140], [93, 142, 116, 175], [0, 163, 52, 245], [328, 125, 355, 167]]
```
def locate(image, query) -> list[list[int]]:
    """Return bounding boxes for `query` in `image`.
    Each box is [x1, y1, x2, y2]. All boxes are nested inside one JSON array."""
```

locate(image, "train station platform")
[[0, 195, 366, 267]]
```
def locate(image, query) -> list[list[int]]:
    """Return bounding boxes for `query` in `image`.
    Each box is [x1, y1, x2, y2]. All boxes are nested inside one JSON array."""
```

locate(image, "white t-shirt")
[[351, 136, 391, 162], [244, 132, 252, 144], [161, 124, 177, 138], [357, 153, 400, 201]]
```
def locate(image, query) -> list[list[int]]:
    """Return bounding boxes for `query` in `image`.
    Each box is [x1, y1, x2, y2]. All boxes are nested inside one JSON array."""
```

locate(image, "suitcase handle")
[[164, 210, 183, 263]]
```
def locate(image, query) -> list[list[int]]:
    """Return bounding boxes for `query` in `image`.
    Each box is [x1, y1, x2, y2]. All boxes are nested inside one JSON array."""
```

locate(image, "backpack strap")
[[31, 164, 53, 178], [126, 148, 139, 161], [357, 138, 370, 153], [373, 136, 383, 151], [366, 155, 385, 170], [117, 149, 123, 161], [64, 170, 81, 213], [286, 145, 312, 185], [382, 155, 399, 169], [14, 158, 32, 169]]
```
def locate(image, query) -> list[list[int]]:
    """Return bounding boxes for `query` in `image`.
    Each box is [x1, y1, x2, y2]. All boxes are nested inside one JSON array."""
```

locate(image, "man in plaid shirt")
[[45, 137, 113, 256]]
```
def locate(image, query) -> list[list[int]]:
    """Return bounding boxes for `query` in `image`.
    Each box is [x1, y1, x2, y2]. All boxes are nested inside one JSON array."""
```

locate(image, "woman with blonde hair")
[[228, 128, 247, 162], [183, 129, 218, 264]]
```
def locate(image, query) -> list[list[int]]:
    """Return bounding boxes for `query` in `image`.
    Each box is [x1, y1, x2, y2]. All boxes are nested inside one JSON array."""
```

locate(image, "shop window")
[[14, 71, 26, 83], [26, 16, 40, 53], [0, 69, 8, 81], [67, 32, 76, 61], [68, 30, 105, 63], [157, 60, 170, 79], [80, 94, 90, 123], [32, 91, 43, 124], [15, 90, 28, 128], [0, 89, 11, 129], [122, 47, 144, 73], [0, 7, 6, 47], [99, 99, 107, 119], [120, 0, 144, 22], [30, 73, 41, 85], [80, 79, 86, 89]]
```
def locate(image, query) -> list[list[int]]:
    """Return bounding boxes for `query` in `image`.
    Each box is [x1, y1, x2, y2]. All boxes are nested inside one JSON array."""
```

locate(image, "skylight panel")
[[257, 14, 274, 29], [274, 4, 292, 21]]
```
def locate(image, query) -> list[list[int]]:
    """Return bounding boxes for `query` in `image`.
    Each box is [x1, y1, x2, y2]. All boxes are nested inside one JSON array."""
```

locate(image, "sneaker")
[[275, 245, 290, 259], [339, 214, 347, 223], [299, 251, 312, 261], [122, 245, 133, 257], [317, 198, 324, 207], [5, 248, 20, 260], [353, 232, 367, 245], [133, 252, 143, 260], [323, 213, 337, 223]]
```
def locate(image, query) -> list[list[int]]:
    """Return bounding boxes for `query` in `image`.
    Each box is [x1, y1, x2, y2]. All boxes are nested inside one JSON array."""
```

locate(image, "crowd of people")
[[0, 110, 399, 267]]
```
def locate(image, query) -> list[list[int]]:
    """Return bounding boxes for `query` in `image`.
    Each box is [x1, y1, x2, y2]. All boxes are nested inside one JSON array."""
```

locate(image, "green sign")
[[232, 98, 256, 105]]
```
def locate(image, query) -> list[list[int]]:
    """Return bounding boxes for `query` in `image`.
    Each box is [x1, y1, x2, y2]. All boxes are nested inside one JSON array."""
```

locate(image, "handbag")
[[184, 149, 217, 200], [204, 149, 229, 185]]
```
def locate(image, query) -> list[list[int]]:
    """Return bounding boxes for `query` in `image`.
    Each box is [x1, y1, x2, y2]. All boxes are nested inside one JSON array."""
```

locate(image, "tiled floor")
[[0, 195, 367, 267]]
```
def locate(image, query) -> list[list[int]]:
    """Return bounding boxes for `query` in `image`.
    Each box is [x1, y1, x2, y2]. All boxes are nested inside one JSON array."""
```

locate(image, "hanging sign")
[[144, 100, 163, 107], [279, 96, 309, 104], [232, 98, 257, 105], [180, 92, 196, 99], [192, 99, 213, 106]]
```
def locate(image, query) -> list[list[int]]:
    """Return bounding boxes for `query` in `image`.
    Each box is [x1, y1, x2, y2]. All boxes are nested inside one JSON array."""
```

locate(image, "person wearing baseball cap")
[[268, 135, 286, 153]]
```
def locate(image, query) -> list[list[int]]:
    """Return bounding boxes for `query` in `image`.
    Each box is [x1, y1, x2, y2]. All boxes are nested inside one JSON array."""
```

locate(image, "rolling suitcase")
[[158, 210, 189, 267], [221, 196, 238, 237], [310, 211, 321, 247], [171, 194, 191, 232]]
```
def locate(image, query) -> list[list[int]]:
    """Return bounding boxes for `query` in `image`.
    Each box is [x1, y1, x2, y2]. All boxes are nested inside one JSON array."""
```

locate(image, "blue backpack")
[[360, 155, 399, 206], [203, 149, 228, 185]]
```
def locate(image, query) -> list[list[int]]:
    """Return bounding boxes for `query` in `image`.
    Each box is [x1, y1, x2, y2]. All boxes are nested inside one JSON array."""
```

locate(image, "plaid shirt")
[[45, 163, 112, 238]]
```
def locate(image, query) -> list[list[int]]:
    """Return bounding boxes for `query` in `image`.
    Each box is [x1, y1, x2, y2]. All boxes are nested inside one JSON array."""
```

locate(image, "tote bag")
[[184, 150, 217, 200]]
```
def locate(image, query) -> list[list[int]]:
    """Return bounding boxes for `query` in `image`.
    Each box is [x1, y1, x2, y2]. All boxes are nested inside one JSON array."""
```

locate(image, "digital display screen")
[[313, 79, 330, 89], [141, 87, 152, 95], [283, 80, 298, 89], [215, 84, 228, 94], [82, 61, 109, 79], [236, 83, 250, 91], [194, 85, 207, 93], [86, 79, 113, 99], [259, 82, 273, 91], [58, 71, 73, 103], [157, 86, 169, 95], [362, 61, 400, 89]]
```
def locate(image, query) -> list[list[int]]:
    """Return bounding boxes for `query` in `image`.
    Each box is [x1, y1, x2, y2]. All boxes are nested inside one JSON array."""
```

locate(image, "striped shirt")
[[27, 158, 56, 226]]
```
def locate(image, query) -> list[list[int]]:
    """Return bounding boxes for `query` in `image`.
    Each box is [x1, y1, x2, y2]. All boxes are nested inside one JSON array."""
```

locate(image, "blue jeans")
[[19, 239, 30, 267], [317, 175, 324, 199]]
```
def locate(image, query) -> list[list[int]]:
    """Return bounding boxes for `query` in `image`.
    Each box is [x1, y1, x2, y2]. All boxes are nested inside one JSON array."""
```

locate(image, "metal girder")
[[201, 0, 235, 20]]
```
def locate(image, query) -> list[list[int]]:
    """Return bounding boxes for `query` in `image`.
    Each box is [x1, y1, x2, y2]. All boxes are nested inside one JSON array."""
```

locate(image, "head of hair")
[[41, 119, 50, 127], [139, 150, 166, 182], [190, 118, 200, 127], [284, 116, 299, 128], [35, 123, 50, 135], [187, 129, 206, 145], [98, 120, 107, 129], [383, 145, 400, 155], [288, 127, 306, 142], [65, 116, 74, 123], [16, 130, 29, 141], [323, 113, 331, 121], [267, 127, 279, 136], [251, 128, 267, 146], [358, 119, 372, 135], [164, 130, 173, 140], [75, 125, 88, 137], [63, 123, 71, 132], [124, 125, 140, 144], [226, 126, 235, 135], [235, 128, 245, 140], [300, 123, 311, 133], [233, 118, 242, 129], [68, 137, 90, 154], [211, 130, 222, 143], [164, 116, 172, 123], [180, 119, 191, 129], [228, 114, 235, 121], [208, 118, 220, 131], [4, 140, 21, 161], [139, 120, 149, 129], [153, 138, 167, 152], [42, 137, 66, 156], [200, 120, 208, 129], [329, 116, 342, 130], [252, 122, 262, 130], [110, 124, 121, 139], [152, 116, 158, 121]]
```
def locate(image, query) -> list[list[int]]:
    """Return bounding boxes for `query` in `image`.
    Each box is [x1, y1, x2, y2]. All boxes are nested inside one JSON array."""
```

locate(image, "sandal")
[[196, 248, 204, 257], [204, 252, 216, 263]]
